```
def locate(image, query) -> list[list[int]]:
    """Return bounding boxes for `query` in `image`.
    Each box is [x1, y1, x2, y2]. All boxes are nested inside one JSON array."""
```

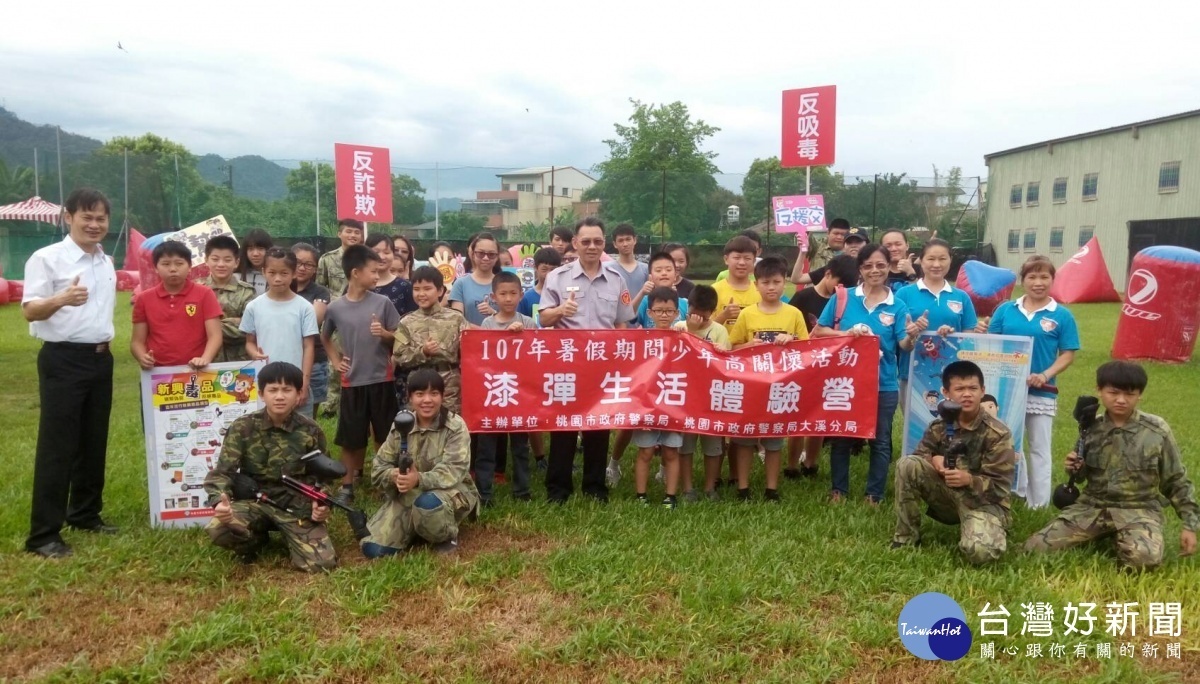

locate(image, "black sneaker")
[[433, 539, 459, 555], [513, 494, 532, 502], [783, 468, 802, 480], [890, 540, 917, 550], [662, 496, 678, 510], [737, 488, 751, 502], [635, 493, 650, 505], [764, 489, 781, 503]]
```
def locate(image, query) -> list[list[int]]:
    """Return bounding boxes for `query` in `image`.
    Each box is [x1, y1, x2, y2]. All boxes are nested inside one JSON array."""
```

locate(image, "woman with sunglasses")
[[812, 244, 920, 506], [449, 232, 503, 327]]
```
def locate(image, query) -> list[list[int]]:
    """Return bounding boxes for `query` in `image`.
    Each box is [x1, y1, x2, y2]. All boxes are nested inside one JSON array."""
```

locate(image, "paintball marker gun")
[[394, 410, 416, 474], [229, 472, 296, 514], [937, 400, 969, 470], [1051, 396, 1101, 510], [281, 450, 370, 539]]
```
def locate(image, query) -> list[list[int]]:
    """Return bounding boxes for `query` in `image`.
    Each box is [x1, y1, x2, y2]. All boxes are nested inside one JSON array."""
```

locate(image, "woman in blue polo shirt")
[[813, 244, 919, 505], [895, 238, 986, 405], [987, 255, 1080, 510]]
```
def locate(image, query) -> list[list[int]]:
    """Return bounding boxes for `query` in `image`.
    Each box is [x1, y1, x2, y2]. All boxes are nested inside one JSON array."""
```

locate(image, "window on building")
[[501, 183, 510, 191], [517, 183, 534, 192], [1078, 226, 1094, 247], [1082, 173, 1098, 200], [562, 186, 569, 196], [1010, 184, 1022, 207], [1052, 177, 1068, 203], [1050, 227, 1064, 252], [1007, 229, 1020, 253], [1027, 181, 1040, 206], [1023, 228, 1037, 252], [1159, 162, 1181, 193]]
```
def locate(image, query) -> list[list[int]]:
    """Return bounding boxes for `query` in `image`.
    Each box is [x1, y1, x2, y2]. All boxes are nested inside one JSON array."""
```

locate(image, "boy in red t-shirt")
[[132, 241, 223, 369]]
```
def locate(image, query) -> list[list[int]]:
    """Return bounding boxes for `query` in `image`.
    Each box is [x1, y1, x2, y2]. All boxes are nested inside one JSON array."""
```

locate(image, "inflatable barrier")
[[955, 260, 1016, 317], [1049, 237, 1120, 304], [1112, 245, 1200, 363]]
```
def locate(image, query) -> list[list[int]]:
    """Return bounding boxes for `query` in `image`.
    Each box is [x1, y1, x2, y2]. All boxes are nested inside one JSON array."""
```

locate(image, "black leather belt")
[[44, 341, 111, 353]]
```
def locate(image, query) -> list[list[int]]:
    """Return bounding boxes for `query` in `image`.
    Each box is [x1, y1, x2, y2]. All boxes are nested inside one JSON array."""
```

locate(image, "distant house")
[[461, 166, 599, 232]]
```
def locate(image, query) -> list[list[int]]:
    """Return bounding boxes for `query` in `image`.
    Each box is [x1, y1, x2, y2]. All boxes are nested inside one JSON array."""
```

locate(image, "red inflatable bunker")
[[116, 270, 141, 292], [1112, 246, 1200, 363], [1049, 237, 1120, 303], [9, 280, 23, 301], [0, 278, 9, 305]]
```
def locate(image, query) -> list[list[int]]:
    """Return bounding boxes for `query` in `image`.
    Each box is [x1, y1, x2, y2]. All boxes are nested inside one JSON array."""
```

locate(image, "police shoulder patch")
[[620, 290, 632, 306]]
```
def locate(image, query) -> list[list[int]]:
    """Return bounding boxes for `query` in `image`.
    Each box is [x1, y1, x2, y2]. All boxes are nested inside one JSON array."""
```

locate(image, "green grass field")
[[1, 294, 1198, 683]]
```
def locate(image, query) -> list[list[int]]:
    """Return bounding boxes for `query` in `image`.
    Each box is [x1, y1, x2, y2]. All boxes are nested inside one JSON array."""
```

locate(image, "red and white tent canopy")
[[0, 196, 63, 224]]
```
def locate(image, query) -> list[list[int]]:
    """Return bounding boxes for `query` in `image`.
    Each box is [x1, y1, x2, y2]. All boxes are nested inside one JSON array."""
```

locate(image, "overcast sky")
[[4, 0, 1199, 183]]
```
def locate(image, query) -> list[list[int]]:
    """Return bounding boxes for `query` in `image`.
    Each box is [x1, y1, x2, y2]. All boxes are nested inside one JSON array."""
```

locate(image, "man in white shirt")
[[22, 188, 119, 558]]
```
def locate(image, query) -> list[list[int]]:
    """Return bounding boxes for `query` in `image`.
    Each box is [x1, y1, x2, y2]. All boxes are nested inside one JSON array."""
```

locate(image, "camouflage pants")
[[214, 343, 250, 364], [440, 370, 461, 415], [361, 489, 474, 553], [322, 332, 342, 415], [1024, 504, 1164, 570], [206, 500, 337, 573], [893, 455, 1009, 565]]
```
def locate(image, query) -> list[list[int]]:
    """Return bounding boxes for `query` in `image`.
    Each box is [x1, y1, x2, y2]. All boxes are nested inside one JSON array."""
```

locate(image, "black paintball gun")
[[394, 409, 416, 474], [937, 400, 969, 469], [1052, 395, 1101, 510], [280, 450, 371, 540]]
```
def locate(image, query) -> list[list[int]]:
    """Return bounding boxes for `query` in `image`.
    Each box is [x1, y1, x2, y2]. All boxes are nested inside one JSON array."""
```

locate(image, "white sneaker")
[[654, 464, 665, 484], [605, 459, 622, 487]]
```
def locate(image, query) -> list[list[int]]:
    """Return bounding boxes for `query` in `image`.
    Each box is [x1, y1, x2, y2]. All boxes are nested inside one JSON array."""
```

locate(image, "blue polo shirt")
[[987, 296, 1080, 399], [895, 279, 979, 376], [817, 285, 910, 392], [518, 287, 541, 321]]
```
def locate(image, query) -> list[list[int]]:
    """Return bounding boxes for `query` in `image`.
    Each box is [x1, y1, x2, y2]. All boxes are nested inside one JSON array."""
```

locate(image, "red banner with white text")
[[334, 143, 393, 224], [460, 330, 879, 438], [781, 85, 836, 168]]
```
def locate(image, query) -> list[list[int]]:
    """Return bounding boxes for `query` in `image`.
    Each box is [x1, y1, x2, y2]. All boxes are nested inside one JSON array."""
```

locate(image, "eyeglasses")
[[474, 251, 498, 260], [861, 262, 889, 271], [564, 255, 579, 263], [650, 308, 679, 316], [577, 239, 604, 247], [296, 261, 317, 269]]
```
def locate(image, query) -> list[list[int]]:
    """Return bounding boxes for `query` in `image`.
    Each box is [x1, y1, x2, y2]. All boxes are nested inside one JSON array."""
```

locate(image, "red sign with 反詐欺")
[[460, 329, 879, 438], [781, 86, 836, 168], [334, 143, 393, 224]]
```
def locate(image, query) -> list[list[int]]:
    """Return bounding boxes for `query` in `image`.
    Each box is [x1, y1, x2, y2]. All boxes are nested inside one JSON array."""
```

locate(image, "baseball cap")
[[844, 226, 869, 243]]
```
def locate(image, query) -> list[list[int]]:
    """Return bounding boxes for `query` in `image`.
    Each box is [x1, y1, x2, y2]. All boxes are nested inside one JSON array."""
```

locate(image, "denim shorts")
[[730, 437, 785, 451], [309, 361, 330, 406], [632, 429, 684, 449], [680, 433, 725, 457]]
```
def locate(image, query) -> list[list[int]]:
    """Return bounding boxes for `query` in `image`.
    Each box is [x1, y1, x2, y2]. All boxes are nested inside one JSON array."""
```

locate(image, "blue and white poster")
[[902, 333, 1033, 460]]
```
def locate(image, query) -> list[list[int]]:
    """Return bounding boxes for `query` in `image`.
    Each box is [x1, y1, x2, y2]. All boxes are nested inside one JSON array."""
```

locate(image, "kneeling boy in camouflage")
[[203, 361, 338, 572], [1025, 361, 1198, 570], [892, 360, 1014, 564], [361, 369, 480, 557]]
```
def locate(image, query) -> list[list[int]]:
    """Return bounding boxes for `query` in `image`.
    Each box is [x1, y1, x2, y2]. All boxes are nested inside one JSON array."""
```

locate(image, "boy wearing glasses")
[[634, 286, 686, 509]]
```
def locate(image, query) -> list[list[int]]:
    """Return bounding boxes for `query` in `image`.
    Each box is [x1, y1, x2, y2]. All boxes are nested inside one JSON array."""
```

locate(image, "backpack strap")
[[833, 285, 849, 331]]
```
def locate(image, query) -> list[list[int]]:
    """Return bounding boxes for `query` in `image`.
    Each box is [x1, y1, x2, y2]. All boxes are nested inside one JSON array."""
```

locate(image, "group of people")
[[20, 188, 1198, 575]]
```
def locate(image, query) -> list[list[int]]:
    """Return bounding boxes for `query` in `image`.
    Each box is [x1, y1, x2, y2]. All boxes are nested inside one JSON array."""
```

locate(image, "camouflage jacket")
[[203, 409, 332, 518], [199, 276, 256, 356], [370, 410, 479, 508], [1076, 410, 1200, 530], [394, 304, 468, 370], [914, 411, 1015, 511], [316, 247, 347, 300], [807, 241, 840, 272]]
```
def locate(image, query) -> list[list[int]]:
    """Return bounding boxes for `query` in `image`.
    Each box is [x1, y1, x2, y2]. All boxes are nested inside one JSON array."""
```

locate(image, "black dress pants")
[[26, 342, 113, 549]]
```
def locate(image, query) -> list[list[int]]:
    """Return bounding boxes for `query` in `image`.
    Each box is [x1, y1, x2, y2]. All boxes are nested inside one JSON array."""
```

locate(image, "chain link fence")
[[0, 151, 984, 279]]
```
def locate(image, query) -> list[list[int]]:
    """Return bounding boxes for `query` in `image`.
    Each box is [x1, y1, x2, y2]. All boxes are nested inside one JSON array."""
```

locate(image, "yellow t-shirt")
[[713, 279, 762, 331], [729, 303, 810, 346], [674, 320, 732, 351]]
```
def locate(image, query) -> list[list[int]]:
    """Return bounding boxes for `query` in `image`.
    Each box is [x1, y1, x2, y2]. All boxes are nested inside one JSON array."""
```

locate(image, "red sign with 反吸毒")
[[334, 143, 393, 224], [781, 86, 836, 168], [460, 329, 879, 438]]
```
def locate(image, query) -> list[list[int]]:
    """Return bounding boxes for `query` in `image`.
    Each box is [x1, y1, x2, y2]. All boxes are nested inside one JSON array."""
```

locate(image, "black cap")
[[844, 226, 869, 242]]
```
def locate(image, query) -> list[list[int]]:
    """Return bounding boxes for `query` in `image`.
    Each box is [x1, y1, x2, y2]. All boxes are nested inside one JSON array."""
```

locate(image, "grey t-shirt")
[[448, 274, 495, 326], [481, 313, 538, 330], [321, 291, 401, 387], [615, 260, 649, 298]]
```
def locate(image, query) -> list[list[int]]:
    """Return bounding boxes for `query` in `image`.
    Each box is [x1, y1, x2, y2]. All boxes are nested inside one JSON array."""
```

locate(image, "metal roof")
[[497, 166, 597, 180], [984, 109, 1200, 162]]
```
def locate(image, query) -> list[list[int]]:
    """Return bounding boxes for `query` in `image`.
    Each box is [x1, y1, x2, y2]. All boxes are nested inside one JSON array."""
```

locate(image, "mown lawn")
[[0, 294, 1198, 683]]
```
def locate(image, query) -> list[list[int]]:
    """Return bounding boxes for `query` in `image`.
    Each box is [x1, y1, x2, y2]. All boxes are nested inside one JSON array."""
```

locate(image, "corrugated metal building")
[[983, 110, 1200, 289]]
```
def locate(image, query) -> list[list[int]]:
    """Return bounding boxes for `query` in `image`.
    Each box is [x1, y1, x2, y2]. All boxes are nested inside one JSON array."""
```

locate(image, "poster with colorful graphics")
[[903, 333, 1032, 478], [141, 361, 264, 528]]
